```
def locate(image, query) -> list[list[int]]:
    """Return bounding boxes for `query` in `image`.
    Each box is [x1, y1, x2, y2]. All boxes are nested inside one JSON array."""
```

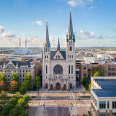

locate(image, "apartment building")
[[91, 77, 116, 116]]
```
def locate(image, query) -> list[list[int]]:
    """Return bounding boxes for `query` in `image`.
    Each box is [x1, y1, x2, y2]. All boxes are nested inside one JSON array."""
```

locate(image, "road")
[[29, 92, 91, 116]]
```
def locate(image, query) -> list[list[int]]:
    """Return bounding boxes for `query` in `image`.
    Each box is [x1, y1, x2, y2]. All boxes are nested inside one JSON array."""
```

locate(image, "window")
[[84, 73, 86, 76], [83, 67, 86, 70], [45, 55, 46, 58], [23, 70, 24, 72], [69, 65, 70, 74], [108, 68, 111, 71], [56, 56, 57, 58], [108, 73, 111, 76], [99, 101, 106, 109], [46, 65, 47, 74], [72, 55, 73, 58], [71, 65, 73, 74], [69, 77, 70, 79], [112, 73, 115, 76], [88, 69, 91, 72], [46, 76, 47, 79], [112, 101, 116, 109], [70, 46, 72, 51], [58, 55, 60, 58], [46, 48, 47, 52], [107, 101, 109, 109], [9, 65, 12, 68], [99, 113, 106, 116], [112, 113, 116, 116], [112, 68, 115, 71]]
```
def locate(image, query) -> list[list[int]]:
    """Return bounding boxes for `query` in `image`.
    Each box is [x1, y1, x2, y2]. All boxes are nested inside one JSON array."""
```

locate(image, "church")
[[42, 11, 76, 90]]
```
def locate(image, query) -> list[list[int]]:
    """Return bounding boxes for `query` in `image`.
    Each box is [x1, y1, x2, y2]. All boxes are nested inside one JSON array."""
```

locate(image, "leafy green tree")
[[11, 72, 20, 85], [88, 84, 91, 93], [34, 76, 41, 88], [92, 66, 104, 76], [82, 76, 89, 89], [0, 72, 7, 83], [19, 82, 27, 95], [82, 87, 86, 96], [23, 73, 33, 90], [0, 91, 8, 108]]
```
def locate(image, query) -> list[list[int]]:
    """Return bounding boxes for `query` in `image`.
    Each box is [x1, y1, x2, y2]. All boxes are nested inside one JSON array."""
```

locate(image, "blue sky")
[[0, 0, 116, 47]]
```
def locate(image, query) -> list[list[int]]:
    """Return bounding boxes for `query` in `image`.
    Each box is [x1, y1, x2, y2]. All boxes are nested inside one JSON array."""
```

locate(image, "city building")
[[91, 77, 116, 116], [42, 11, 76, 90], [0, 60, 35, 84]]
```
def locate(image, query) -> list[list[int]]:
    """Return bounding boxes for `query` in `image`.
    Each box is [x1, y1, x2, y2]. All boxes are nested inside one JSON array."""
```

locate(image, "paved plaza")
[[28, 91, 91, 116]]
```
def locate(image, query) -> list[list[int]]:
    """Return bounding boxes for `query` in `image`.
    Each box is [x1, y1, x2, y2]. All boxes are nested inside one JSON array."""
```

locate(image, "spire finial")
[[57, 38, 60, 51]]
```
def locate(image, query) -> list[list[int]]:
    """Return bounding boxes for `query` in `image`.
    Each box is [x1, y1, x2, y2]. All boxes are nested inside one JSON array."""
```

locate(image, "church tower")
[[66, 10, 76, 89], [42, 21, 51, 88]]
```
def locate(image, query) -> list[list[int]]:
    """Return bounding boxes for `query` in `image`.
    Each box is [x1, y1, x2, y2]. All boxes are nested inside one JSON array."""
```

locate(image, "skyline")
[[0, 0, 116, 47]]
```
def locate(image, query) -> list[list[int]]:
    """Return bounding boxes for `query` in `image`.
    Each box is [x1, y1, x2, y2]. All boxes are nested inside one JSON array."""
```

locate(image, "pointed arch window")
[[46, 65, 47, 74], [69, 65, 70, 74], [46, 48, 47, 52], [70, 46, 72, 51]]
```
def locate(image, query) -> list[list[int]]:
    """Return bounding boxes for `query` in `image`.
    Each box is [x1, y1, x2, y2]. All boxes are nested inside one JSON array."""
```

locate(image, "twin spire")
[[68, 10, 73, 39], [44, 10, 74, 49]]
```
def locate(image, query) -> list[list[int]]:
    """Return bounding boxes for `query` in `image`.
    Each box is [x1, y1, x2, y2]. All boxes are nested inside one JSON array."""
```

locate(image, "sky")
[[0, 0, 116, 47]]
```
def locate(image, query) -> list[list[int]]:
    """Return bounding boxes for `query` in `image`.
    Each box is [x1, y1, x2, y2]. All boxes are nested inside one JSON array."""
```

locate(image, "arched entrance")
[[56, 83, 61, 90], [70, 83, 72, 89], [50, 84, 53, 90], [63, 84, 66, 90], [45, 83, 48, 89]]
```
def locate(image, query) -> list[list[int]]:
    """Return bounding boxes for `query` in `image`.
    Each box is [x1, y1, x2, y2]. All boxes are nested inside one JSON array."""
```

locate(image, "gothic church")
[[42, 11, 76, 90]]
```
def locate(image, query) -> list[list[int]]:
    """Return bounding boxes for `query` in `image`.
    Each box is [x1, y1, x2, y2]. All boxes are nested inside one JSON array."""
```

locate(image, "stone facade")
[[0, 60, 35, 83], [42, 11, 76, 90]]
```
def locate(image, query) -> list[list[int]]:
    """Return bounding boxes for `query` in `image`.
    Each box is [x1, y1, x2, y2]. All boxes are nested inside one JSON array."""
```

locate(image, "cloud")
[[89, 6, 94, 9], [0, 25, 4, 33], [35, 21, 43, 26], [67, 0, 85, 7], [2, 32, 16, 37], [80, 30, 94, 39]]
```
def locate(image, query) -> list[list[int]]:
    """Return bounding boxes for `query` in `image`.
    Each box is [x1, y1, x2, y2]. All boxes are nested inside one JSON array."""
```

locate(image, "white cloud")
[[89, 6, 94, 9], [80, 30, 94, 39], [0, 25, 4, 33], [2, 32, 16, 37], [36, 21, 43, 26], [67, 0, 85, 7]]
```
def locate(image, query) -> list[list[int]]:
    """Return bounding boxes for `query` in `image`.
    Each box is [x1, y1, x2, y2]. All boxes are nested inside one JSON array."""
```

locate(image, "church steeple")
[[57, 38, 60, 51], [44, 21, 50, 48], [68, 10, 73, 38], [67, 10, 75, 41]]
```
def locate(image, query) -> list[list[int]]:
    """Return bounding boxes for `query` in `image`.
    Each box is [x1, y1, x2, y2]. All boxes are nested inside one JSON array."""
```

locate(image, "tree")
[[91, 66, 104, 76], [0, 81, 6, 92], [19, 82, 27, 95], [11, 73, 19, 85], [34, 76, 41, 89], [23, 73, 33, 90], [81, 76, 89, 89], [82, 87, 86, 96], [0, 91, 8, 107], [88, 84, 91, 93], [0, 72, 7, 83], [9, 80, 18, 93]]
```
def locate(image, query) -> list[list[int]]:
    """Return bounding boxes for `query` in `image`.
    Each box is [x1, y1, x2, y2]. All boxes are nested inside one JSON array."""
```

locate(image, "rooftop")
[[92, 77, 116, 97]]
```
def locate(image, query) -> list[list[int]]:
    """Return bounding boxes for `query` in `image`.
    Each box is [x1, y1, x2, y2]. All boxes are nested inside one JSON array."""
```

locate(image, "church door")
[[63, 84, 66, 90], [45, 83, 48, 89], [70, 83, 72, 89], [50, 84, 53, 90], [56, 83, 61, 90]]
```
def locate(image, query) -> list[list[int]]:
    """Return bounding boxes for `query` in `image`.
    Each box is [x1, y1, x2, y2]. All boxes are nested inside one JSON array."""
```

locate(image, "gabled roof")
[[0, 61, 32, 68], [50, 50, 66, 59]]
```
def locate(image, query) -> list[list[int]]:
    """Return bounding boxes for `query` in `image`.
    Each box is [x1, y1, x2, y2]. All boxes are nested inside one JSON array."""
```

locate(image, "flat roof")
[[92, 79, 116, 97]]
